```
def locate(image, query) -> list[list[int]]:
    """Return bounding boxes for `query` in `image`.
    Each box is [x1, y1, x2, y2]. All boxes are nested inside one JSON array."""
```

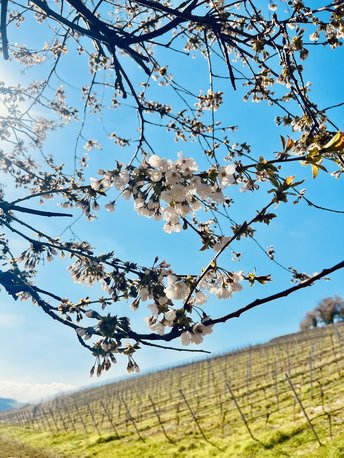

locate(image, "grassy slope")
[[1, 324, 344, 458], [2, 425, 344, 458]]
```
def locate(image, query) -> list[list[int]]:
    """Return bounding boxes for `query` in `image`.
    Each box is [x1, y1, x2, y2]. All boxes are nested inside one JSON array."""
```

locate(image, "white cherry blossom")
[[218, 164, 236, 187]]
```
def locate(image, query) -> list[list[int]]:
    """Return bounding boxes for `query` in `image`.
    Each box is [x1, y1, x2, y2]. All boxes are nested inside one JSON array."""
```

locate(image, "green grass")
[[2, 423, 344, 457], [1, 324, 344, 457]]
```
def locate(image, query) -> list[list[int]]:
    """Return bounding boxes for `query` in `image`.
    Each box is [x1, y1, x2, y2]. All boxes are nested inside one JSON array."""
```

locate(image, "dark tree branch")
[[0, 202, 73, 218], [206, 259, 344, 326], [0, 0, 9, 59], [139, 339, 211, 353]]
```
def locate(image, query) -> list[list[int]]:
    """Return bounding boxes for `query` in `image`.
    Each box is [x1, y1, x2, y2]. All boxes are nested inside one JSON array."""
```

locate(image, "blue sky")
[[0, 5, 343, 402]]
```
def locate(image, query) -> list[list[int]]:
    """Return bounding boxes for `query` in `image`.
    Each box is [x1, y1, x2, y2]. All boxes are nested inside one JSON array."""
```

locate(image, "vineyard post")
[[11, 412, 18, 427], [96, 405, 104, 430], [168, 370, 174, 399], [207, 361, 211, 396], [192, 375, 197, 401], [175, 401, 181, 434], [317, 381, 326, 414], [17, 412, 27, 428], [195, 394, 201, 426], [310, 339, 316, 378], [217, 391, 223, 419], [246, 350, 252, 393], [314, 333, 322, 368], [31, 409, 41, 430], [108, 395, 115, 418], [196, 364, 202, 392], [136, 390, 142, 422], [121, 397, 144, 441], [265, 412, 270, 428], [286, 341, 291, 377], [41, 408, 53, 432], [61, 398, 76, 432], [221, 408, 227, 436], [48, 407, 60, 431], [14, 413, 22, 427], [4, 412, 12, 425], [265, 349, 270, 384], [37, 411, 47, 430], [330, 330, 341, 377], [273, 361, 280, 410], [23, 412, 31, 428], [19, 413, 26, 427], [73, 402, 89, 434], [334, 325, 343, 347], [179, 389, 208, 442], [285, 374, 322, 447], [87, 404, 101, 436], [225, 381, 258, 442], [293, 397, 297, 422], [100, 400, 119, 438], [327, 414, 333, 441], [8, 413, 15, 426], [26, 410, 34, 430], [309, 351, 314, 399], [211, 367, 217, 396], [54, 401, 68, 431], [148, 394, 173, 443], [117, 397, 122, 422]]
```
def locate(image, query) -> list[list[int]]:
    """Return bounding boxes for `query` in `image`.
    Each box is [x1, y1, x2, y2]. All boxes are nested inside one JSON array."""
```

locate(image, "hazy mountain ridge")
[[0, 397, 21, 411]]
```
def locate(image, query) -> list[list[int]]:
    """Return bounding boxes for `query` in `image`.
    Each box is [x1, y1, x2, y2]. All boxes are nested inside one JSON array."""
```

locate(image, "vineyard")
[[1, 324, 344, 457]]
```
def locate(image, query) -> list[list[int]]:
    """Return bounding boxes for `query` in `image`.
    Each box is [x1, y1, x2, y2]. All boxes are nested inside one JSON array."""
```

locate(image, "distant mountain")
[[0, 397, 21, 411]]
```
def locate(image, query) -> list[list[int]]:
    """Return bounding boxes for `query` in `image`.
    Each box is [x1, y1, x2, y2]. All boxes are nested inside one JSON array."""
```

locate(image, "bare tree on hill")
[[300, 296, 344, 330]]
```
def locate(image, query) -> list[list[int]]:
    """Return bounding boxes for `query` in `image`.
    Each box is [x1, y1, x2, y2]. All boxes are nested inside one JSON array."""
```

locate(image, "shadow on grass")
[[94, 434, 121, 444], [263, 425, 305, 450], [92, 427, 307, 456], [184, 431, 225, 453], [242, 425, 308, 458]]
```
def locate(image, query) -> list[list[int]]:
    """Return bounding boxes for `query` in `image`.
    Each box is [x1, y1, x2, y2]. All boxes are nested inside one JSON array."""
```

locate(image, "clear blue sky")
[[0, 6, 343, 402]]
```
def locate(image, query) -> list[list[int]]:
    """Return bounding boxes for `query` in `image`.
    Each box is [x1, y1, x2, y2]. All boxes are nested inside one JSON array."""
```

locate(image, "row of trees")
[[0, 0, 343, 375], [300, 296, 344, 330]]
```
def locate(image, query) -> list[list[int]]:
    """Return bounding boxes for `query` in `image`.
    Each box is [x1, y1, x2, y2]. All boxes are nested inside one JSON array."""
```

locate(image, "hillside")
[[1, 324, 344, 457]]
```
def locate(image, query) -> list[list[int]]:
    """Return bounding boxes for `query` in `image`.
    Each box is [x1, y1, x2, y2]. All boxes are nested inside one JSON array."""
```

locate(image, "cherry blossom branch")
[[0, 202, 72, 218], [0, 217, 142, 276], [183, 201, 274, 308], [9, 186, 89, 205], [0, 268, 207, 356], [206, 259, 344, 326], [139, 340, 211, 354], [302, 197, 344, 215]]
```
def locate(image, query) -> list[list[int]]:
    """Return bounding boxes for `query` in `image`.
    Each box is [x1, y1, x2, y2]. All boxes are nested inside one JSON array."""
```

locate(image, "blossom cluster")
[[69, 250, 244, 348], [90, 152, 237, 234], [86, 153, 246, 348], [142, 269, 243, 345]]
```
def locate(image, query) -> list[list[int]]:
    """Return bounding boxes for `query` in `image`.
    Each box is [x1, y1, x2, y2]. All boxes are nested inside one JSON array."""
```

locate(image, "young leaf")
[[311, 164, 319, 179], [322, 131, 344, 152]]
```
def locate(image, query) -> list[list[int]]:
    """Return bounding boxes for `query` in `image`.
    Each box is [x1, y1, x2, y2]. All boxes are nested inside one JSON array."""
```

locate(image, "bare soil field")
[[0, 435, 60, 458]]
